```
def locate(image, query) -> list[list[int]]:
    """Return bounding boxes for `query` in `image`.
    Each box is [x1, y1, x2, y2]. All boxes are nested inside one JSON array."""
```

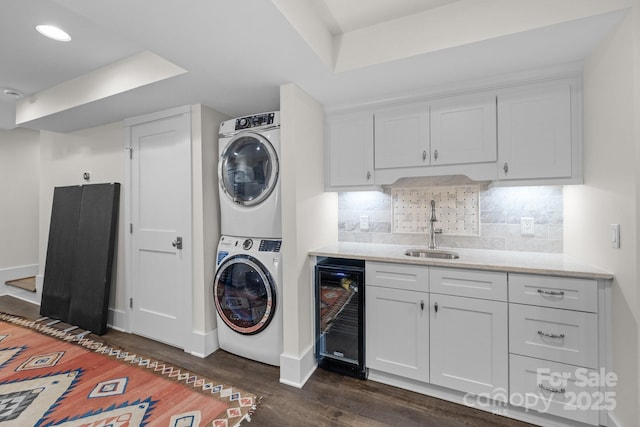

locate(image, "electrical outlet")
[[360, 215, 370, 231], [520, 217, 535, 236]]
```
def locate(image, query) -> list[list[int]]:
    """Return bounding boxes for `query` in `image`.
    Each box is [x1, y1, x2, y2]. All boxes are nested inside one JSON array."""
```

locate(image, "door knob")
[[172, 237, 183, 250]]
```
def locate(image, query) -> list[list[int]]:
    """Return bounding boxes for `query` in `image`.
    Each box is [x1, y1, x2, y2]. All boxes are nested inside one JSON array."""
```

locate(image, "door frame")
[[123, 105, 193, 343]]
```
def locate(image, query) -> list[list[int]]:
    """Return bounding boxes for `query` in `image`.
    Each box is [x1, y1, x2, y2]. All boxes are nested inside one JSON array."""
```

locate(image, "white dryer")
[[218, 112, 281, 239], [213, 235, 282, 366]]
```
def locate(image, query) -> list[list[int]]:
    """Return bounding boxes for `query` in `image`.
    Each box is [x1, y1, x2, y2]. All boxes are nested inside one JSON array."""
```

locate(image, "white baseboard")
[[369, 369, 606, 427], [186, 327, 219, 358], [279, 344, 317, 388], [0, 265, 39, 305], [107, 307, 127, 332]]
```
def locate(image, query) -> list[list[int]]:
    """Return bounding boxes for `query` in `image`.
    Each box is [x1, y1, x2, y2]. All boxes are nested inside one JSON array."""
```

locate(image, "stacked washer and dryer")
[[213, 111, 283, 366]]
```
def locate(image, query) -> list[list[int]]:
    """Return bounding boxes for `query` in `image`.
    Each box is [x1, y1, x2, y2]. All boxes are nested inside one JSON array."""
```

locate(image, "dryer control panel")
[[235, 112, 276, 130]]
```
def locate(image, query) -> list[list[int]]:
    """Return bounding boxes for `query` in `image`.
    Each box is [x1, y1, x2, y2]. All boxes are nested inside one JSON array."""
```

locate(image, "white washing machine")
[[213, 235, 282, 366], [218, 112, 281, 239]]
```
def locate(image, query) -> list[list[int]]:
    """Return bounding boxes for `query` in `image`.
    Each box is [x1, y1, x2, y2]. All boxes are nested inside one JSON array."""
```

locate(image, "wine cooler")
[[315, 257, 366, 379]]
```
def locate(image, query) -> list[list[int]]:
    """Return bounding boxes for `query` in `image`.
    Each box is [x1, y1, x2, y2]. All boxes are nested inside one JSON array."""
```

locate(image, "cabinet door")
[[498, 82, 573, 180], [326, 112, 374, 187], [430, 294, 508, 401], [374, 103, 429, 169], [430, 93, 496, 165], [366, 286, 429, 381]]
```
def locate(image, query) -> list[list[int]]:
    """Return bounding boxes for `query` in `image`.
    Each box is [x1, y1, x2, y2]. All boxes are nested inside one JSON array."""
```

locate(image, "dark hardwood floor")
[[0, 296, 534, 427]]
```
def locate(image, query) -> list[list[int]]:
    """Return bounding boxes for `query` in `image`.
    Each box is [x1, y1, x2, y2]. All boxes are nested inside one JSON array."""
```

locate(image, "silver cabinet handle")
[[420, 300, 424, 311], [537, 289, 565, 297], [422, 150, 427, 161], [503, 162, 509, 174], [434, 302, 438, 313], [538, 330, 565, 339], [538, 383, 566, 394], [366, 170, 371, 180], [433, 149, 438, 161]]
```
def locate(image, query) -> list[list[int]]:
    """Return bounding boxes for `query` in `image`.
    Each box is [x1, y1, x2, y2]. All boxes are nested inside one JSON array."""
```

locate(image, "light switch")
[[611, 224, 620, 249]]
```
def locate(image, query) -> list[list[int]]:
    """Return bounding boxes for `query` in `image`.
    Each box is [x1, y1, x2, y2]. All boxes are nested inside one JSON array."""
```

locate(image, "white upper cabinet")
[[324, 71, 582, 189], [325, 112, 375, 189], [430, 93, 497, 165], [374, 102, 430, 169], [498, 79, 579, 183]]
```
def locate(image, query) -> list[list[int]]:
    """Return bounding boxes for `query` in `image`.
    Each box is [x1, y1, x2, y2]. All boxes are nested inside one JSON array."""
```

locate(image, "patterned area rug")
[[0, 314, 257, 426]]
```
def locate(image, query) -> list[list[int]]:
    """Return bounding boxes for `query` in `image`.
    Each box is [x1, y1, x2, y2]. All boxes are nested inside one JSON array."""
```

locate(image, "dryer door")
[[219, 132, 279, 206], [214, 254, 276, 335]]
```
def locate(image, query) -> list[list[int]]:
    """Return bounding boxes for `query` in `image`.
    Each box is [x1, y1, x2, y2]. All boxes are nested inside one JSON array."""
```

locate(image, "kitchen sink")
[[404, 249, 460, 259]]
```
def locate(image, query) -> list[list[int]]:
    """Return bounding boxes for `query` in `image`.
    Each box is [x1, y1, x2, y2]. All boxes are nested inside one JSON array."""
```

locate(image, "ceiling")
[[0, 0, 630, 132], [310, 0, 462, 34]]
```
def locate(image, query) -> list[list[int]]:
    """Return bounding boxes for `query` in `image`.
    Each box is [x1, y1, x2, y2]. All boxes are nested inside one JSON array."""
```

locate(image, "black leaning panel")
[[40, 186, 83, 321], [67, 183, 120, 335]]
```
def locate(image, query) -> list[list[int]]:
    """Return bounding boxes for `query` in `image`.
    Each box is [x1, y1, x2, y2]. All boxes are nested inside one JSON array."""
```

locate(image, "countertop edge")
[[309, 245, 615, 281]]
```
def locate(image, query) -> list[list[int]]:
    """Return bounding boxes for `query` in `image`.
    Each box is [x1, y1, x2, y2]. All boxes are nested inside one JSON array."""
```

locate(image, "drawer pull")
[[538, 383, 566, 394], [538, 330, 565, 339], [537, 289, 565, 297]]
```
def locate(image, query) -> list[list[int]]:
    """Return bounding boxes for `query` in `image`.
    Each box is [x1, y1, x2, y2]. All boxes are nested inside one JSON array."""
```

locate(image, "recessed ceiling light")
[[36, 24, 71, 42], [3, 89, 24, 99]]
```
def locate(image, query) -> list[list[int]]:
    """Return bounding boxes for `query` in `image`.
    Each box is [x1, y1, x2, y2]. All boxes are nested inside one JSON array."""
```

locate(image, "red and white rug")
[[0, 314, 257, 426]]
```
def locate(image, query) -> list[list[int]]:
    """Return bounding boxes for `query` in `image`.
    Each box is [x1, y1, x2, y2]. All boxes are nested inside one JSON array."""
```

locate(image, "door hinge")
[[130, 223, 133, 234], [129, 298, 133, 309]]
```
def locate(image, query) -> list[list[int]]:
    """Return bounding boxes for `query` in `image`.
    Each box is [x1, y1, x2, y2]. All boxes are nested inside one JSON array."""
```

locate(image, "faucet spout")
[[428, 200, 438, 249]]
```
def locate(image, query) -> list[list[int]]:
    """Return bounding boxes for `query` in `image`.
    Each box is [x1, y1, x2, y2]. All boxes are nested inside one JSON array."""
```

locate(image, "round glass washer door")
[[214, 254, 276, 335], [219, 132, 278, 206]]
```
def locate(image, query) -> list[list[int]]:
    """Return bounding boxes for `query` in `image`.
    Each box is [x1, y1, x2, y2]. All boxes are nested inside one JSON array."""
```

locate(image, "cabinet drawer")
[[430, 267, 507, 301], [509, 354, 601, 426], [366, 261, 428, 292], [509, 304, 598, 368], [509, 274, 598, 312]]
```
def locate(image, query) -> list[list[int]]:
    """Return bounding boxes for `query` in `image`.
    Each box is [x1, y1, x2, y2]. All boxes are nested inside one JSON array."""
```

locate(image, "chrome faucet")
[[428, 200, 440, 249]]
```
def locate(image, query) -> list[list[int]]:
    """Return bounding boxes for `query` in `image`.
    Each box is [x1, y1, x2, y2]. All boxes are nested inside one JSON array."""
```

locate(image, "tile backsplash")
[[392, 186, 480, 236], [338, 183, 563, 253]]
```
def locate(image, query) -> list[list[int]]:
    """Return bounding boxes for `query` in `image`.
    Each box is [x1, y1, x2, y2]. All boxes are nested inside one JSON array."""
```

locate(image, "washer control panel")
[[235, 112, 276, 131], [259, 240, 282, 253]]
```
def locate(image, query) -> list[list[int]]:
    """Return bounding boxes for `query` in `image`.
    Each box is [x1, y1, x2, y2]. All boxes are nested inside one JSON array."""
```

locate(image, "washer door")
[[214, 254, 276, 335], [219, 132, 278, 206]]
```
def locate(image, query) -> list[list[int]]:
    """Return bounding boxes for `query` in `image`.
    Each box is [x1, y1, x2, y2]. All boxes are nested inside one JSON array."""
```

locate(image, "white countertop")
[[310, 242, 614, 280]]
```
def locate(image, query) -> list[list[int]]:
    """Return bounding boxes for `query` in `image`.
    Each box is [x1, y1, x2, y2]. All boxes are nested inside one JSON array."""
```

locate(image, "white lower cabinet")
[[508, 274, 604, 426], [362, 262, 610, 426], [430, 294, 508, 401], [509, 304, 598, 368], [366, 285, 429, 382], [510, 354, 601, 425]]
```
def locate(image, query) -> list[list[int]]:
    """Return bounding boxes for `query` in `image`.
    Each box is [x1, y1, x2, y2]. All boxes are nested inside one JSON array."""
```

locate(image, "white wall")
[[564, 9, 639, 427], [280, 83, 338, 386], [634, 0, 640, 421], [38, 122, 126, 315], [189, 104, 228, 355], [0, 128, 39, 270]]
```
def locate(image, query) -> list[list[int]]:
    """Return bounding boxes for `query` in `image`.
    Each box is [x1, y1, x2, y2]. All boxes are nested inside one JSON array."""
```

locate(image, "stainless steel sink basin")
[[404, 249, 460, 259]]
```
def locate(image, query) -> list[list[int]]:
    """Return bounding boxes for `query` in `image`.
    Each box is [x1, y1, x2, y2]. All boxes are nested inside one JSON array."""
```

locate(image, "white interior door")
[[127, 108, 191, 348]]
